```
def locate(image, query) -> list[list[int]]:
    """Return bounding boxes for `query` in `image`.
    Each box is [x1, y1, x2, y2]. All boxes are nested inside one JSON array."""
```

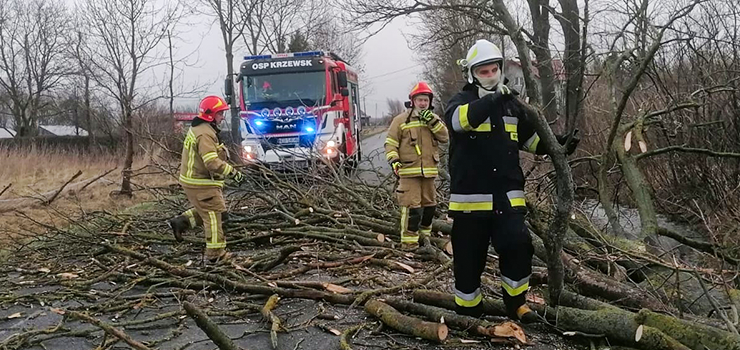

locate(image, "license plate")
[[277, 137, 299, 144]]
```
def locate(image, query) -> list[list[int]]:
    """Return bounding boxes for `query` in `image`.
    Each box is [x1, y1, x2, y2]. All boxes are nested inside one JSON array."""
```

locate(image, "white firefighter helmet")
[[464, 39, 504, 84]]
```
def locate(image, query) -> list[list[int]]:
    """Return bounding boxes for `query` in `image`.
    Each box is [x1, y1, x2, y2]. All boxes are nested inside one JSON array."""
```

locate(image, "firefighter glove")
[[418, 109, 434, 124], [503, 98, 525, 118], [556, 129, 581, 155], [231, 169, 246, 185], [485, 85, 514, 106], [391, 161, 401, 176]]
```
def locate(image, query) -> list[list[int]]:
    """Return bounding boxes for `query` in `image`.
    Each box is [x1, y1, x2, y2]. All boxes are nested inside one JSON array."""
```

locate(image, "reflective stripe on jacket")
[[384, 109, 448, 178], [179, 124, 233, 188]]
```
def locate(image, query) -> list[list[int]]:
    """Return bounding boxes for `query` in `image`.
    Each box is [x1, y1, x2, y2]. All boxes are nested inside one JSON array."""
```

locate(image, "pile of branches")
[[0, 160, 738, 350]]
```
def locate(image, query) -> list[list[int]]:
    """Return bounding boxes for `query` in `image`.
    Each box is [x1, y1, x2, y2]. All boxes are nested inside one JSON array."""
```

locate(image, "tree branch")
[[636, 146, 740, 161]]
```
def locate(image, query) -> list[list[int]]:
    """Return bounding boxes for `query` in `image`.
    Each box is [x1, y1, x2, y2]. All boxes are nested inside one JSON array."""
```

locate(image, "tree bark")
[[528, 0, 559, 120], [364, 299, 448, 343], [183, 302, 240, 350], [557, 0, 584, 130], [120, 106, 134, 196]]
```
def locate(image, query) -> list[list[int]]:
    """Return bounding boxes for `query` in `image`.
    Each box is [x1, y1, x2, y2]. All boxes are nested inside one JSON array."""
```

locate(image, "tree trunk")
[[597, 150, 628, 237], [84, 75, 93, 145], [615, 126, 658, 238], [558, 0, 584, 131], [495, 0, 575, 307], [120, 107, 134, 196], [226, 47, 240, 147], [528, 0, 559, 121]]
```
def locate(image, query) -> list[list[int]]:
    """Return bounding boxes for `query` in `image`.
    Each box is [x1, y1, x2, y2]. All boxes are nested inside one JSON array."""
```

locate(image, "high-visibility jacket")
[[385, 109, 449, 178], [178, 123, 234, 188], [444, 84, 545, 216]]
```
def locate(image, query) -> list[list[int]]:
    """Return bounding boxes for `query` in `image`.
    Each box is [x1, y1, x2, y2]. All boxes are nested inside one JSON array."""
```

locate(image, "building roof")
[[174, 112, 198, 121], [39, 125, 88, 136], [506, 58, 567, 81], [0, 128, 15, 138]]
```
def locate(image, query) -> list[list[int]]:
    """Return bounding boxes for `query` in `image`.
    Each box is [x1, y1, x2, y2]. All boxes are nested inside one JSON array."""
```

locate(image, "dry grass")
[[0, 147, 175, 242]]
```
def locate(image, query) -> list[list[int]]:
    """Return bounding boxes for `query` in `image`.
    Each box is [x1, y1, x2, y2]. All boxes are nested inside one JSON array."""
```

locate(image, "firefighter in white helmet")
[[444, 39, 579, 322]]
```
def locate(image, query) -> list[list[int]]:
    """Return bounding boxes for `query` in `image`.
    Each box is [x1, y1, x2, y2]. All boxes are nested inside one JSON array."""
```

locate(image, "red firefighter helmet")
[[409, 81, 434, 100], [198, 95, 230, 122], [408, 82, 434, 107]]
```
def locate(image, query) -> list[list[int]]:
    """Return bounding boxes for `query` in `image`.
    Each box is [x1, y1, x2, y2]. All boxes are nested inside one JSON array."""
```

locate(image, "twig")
[[692, 271, 739, 336], [0, 183, 11, 198], [44, 170, 83, 205], [78, 167, 118, 192], [67, 310, 153, 350]]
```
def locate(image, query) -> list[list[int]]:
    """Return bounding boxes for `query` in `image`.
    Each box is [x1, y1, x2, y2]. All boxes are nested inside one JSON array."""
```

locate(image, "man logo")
[[276, 124, 296, 130]]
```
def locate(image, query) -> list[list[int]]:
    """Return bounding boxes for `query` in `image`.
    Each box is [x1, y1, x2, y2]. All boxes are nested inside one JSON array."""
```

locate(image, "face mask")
[[474, 69, 501, 90]]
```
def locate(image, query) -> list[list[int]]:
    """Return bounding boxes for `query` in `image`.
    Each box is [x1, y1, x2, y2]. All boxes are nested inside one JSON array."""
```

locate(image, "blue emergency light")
[[244, 51, 324, 60]]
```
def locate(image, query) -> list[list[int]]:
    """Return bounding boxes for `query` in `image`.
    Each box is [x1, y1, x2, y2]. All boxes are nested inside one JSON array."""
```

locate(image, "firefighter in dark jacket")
[[385, 82, 449, 250], [167, 95, 246, 263], [444, 39, 579, 321]]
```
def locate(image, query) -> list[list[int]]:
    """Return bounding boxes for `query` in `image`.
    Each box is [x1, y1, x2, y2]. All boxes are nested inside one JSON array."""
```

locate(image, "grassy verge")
[[0, 147, 174, 243]]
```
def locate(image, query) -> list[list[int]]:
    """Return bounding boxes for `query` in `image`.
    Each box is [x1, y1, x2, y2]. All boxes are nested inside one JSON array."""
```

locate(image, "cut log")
[[410, 289, 732, 350], [555, 307, 690, 350], [384, 297, 524, 343], [635, 309, 740, 350], [364, 299, 448, 343]]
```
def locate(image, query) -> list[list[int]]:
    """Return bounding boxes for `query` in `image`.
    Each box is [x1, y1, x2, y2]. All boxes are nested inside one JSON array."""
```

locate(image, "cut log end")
[[438, 324, 449, 341]]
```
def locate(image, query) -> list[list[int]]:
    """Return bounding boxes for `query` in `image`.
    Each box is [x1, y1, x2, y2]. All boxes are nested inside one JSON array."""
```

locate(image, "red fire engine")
[[224, 50, 362, 169]]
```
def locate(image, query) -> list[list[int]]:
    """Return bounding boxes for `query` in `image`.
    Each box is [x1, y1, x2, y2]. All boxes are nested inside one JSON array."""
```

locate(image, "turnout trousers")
[[450, 211, 534, 318]]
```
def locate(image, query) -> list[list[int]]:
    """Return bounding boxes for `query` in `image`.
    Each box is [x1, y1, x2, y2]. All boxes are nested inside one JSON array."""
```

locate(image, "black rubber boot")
[[167, 215, 189, 242], [503, 289, 538, 323]]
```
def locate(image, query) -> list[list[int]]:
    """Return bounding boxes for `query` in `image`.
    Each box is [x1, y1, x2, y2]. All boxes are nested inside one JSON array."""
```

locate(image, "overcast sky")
[[170, 14, 424, 119]]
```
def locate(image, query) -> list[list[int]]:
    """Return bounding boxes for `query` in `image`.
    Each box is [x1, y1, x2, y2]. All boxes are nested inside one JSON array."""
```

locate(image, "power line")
[[362, 64, 422, 81]]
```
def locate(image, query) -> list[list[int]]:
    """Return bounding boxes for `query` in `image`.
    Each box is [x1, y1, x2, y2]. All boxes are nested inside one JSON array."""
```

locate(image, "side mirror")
[[337, 71, 348, 88], [340, 88, 349, 97]]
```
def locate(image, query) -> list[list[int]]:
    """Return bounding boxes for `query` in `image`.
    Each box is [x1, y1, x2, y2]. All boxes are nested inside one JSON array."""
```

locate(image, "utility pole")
[[363, 97, 368, 125]]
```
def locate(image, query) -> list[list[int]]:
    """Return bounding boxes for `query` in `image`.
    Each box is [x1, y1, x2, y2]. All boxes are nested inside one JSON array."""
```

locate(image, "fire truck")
[[224, 50, 362, 169]]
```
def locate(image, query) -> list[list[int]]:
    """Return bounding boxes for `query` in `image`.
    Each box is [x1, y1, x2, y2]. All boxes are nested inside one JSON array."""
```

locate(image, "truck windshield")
[[243, 71, 326, 109]]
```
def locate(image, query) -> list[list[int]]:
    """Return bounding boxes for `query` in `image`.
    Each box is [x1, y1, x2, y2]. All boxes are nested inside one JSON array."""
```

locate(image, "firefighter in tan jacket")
[[167, 95, 246, 263], [385, 82, 449, 249]]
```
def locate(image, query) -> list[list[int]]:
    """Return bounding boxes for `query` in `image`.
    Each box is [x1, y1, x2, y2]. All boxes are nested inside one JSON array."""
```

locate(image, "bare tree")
[[77, 0, 182, 196], [309, 14, 364, 69], [200, 0, 249, 146], [0, 0, 70, 137], [386, 98, 405, 117], [67, 30, 96, 143]]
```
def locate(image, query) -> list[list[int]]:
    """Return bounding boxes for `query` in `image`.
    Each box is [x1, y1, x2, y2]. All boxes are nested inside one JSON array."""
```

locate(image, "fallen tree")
[[0, 162, 737, 350]]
